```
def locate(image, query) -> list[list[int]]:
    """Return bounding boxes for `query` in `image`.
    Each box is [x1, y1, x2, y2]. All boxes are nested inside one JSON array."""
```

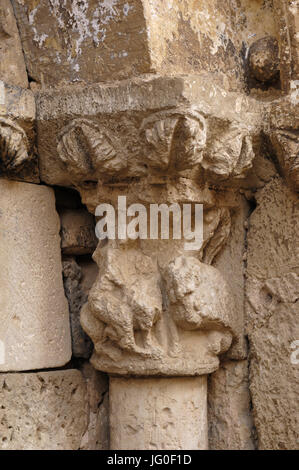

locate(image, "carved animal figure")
[[81, 246, 163, 359], [164, 255, 238, 355]]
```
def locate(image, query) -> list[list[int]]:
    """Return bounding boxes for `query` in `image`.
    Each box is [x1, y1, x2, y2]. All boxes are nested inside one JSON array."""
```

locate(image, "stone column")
[[35, 76, 263, 449], [110, 377, 208, 450]]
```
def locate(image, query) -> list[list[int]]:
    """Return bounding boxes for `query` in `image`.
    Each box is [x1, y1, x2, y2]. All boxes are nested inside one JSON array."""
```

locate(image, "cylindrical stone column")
[[109, 376, 208, 450]]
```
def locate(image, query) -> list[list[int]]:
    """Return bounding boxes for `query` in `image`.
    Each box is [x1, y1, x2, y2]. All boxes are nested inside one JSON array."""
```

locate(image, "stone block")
[[208, 360, 255, 450], [80, 362, 109, 450], [246, 177, 299, 449], [60, 208, 97, 255], [0, 370, 88, 450], [0, 179, 71, 371], [110, 376, 207, 450], [0, 0, 28, 88]]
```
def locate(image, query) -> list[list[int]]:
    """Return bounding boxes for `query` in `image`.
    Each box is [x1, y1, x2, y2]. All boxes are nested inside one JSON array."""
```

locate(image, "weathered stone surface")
[[0, 0, 28, 88], [214, 196, 250, 359], [80, 362, 109, 450], [246, 177, 299, 450], [248, 36, 279, 83], [0, 81, 38, 182], [62, 257, 94, 359], [36, 75, 262, 187], [12, 0, 152, 87], [0, 370, 88, 450], [81, 241, 239, 376], [110, 376, 208, 450], [268, 98, 299, 192], [11, 0, 277, 91], [60, 208, 97, 255], [0, 180, 71, 371], [274, 0, 299, 92], [208, 360, 255, 450]]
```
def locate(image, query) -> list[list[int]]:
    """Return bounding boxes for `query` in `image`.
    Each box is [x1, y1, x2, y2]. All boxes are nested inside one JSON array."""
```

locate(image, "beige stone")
[[0, 0, 297, 453], [274, 0, 299, 92], [60, 208, 97, 255], [12, 0, 152, 87], [36, 75, 262, 187], [0, 0, 28, 88], [80, 362, 109, 450], [0, 80, 38, 182], [11, 1, 279, 92], [246, 177, 299, 449], [0, 179, 71, 371], [214, 196, 250, 359], [0, 370, 88, 450], [81, 245, 239, 377], [110, 376, 207, 450], [208, 360, 255, 450], [268, 98, 299, 192]]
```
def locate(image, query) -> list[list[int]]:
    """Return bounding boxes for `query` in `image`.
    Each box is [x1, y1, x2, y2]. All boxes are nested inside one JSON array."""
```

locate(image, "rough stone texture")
[[1, 0, 298, 452], [82, 246, 238, 377], [35, 75, 262, 187], [214, 196, 250, 359], [62, 257, 94, 359], [246, 177, 299, 450], [208, 360, 255, 450], [80, 362, 109, 450], [248, 36, 279, 83], [60, 208, 97, 255], [268, 98, 299, 192], [0, 80, 37, 182], [0, 370, 88, 450], [0, 0, 28, 88], [0, 180, 71, 371], [11, 0, 152, 87], [11, 1, 279, 92], [274, 0, 299, 92], [110, 376, 207, 450]]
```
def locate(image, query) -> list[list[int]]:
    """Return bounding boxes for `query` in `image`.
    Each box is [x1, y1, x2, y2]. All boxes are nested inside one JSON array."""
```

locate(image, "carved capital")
[[35, 76, 260, 376], [81, 244, 238, 376], [36, 76, 261, 186]]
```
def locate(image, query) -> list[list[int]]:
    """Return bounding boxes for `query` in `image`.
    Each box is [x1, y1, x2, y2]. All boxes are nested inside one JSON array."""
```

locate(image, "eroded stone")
[[80, 362, 109, 450], [0, 370, 88, 450], [208, 360, 255, 450], [110, 376, 208, 450], [246, 177, 299, 450], [60, 208, 97, 255], [0, 179, 71, 371], [0, 0, 28, 88]]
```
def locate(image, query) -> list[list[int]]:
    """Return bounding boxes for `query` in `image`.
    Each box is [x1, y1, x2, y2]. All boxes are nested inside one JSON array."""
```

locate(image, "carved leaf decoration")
[[144, 117, 179, 170], [202, 208, 231, 265], [57, 119, 124, 181], [202, 123, 255, 179], [141, 110, 207, 171], [0, 118, 29, 172], [270, 130, 299, 192]]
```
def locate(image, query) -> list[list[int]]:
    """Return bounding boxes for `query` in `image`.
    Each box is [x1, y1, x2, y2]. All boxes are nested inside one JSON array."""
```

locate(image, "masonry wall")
[[0, 0, 298, 450]]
